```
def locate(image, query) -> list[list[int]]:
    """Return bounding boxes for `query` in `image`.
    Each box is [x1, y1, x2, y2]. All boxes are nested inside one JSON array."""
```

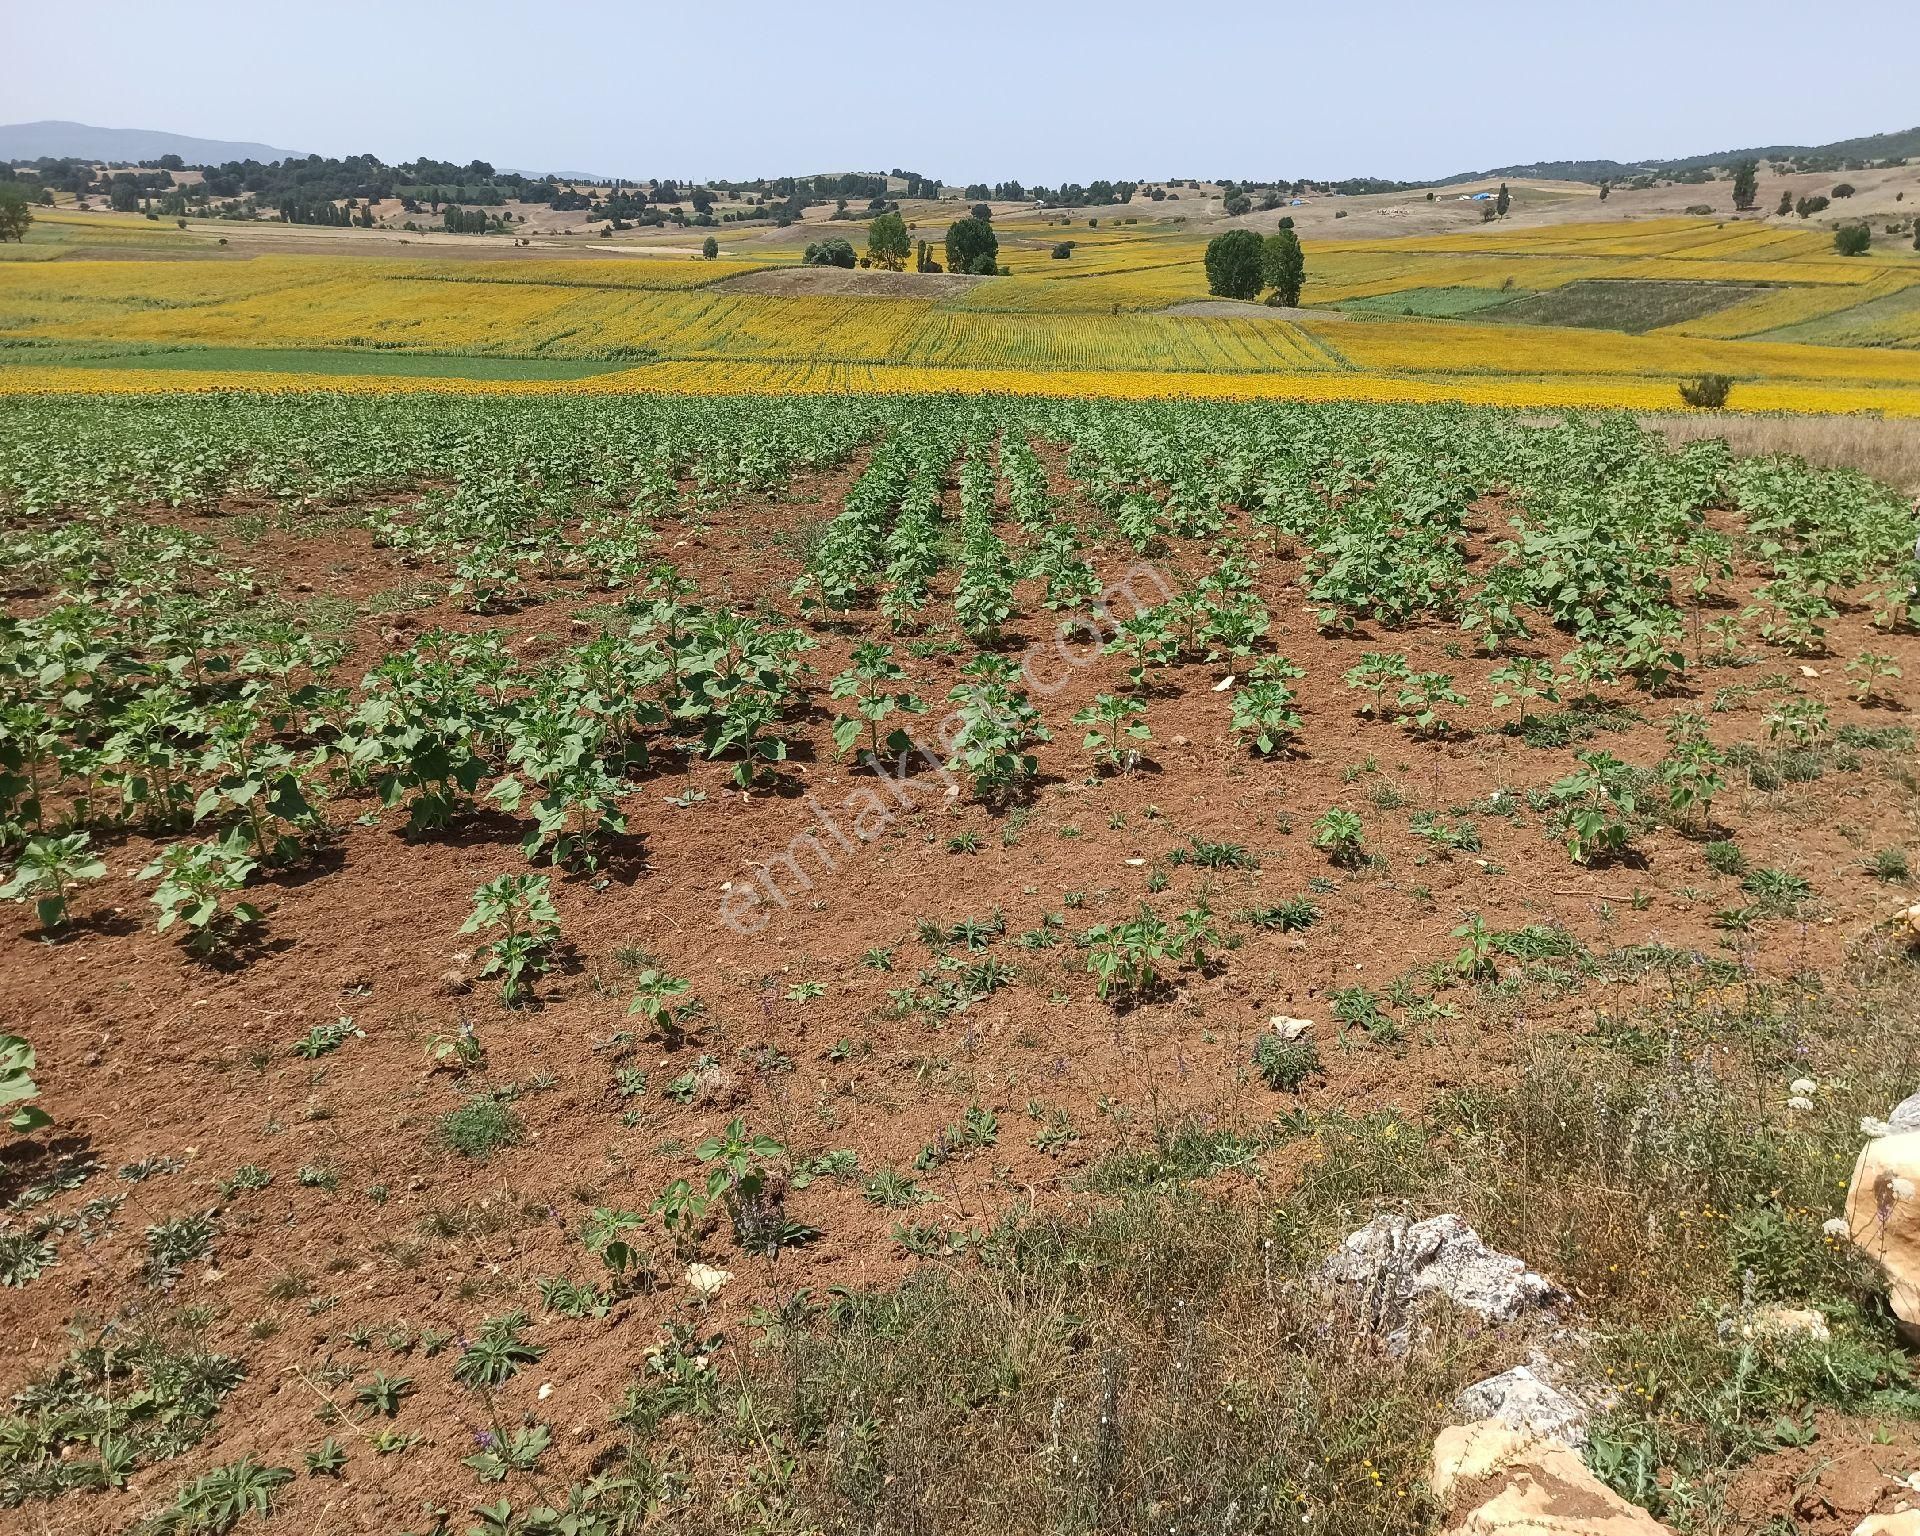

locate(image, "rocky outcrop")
[[1322, 1214, 1559, 1349], [1454, 1364, 1595, 1447], [1432, 1420, 1675, 1535], [1855, 1515, 1920, 1536], [1844, 1130, 1920, 1330]]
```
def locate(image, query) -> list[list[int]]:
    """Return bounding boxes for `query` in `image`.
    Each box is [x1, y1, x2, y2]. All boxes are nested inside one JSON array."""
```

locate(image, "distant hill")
[[1450, 124, 1920, 186], [0, 120, 305, 165]]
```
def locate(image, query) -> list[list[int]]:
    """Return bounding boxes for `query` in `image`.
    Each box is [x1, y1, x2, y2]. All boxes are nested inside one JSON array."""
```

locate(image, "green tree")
[[1495, 182, 1510, 217], [1776, 190, 1792, 216], [1261, 227, 1305, 306], [1203, 228, 1264, 301], [1731, 159, 1759, 212], [804, 237, 856, 268], [701, 235, 718, 259], [1834, 223, 1871, 256], [1598, 181, 1610, 202], [944, 215, 998, 275], [867, 211, 910, 270], [0, 184, 30, 243]]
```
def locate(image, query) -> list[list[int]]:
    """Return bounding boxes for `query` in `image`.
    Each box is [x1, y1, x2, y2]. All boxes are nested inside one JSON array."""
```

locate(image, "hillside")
[[1467, 122, 1920, 185], [0, 119, 303, 165]]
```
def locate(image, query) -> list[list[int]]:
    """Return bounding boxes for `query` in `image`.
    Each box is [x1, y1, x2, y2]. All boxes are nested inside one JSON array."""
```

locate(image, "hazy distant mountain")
[[1450, 124, 1920, 185], [0, 120, 305, 165]]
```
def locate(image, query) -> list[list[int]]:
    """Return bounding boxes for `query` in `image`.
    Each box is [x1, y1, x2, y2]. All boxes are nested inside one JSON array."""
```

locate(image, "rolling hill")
[[0, 119, 304, 165]]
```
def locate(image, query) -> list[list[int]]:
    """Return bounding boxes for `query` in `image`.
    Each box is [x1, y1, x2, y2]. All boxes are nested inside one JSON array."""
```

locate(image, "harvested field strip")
[[8, 360, 1920, 416], [1660, 271, 1920, 339], [1482, 279, 1766, 333], [1758, 280, 1920, 348]]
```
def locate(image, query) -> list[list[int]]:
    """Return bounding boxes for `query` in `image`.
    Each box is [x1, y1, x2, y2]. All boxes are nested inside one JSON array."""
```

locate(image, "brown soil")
[[4, 457, 1917, 1532], [1726, 1410, 1920, 1533]]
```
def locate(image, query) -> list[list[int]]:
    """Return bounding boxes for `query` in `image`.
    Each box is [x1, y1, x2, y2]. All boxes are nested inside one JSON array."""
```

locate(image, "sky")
[[10, 0, 1920, 184]]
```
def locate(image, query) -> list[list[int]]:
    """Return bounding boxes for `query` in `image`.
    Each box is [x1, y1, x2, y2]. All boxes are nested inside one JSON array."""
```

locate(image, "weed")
[[436, 1097, 526, 1160]]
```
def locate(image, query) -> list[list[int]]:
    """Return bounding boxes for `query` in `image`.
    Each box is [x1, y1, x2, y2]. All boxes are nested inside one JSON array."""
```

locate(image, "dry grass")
[[1645, 410, 1920, 492], [639, 926, 1920, 1535]]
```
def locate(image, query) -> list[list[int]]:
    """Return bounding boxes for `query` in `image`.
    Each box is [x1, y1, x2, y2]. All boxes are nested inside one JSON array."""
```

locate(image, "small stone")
[[1170, 735, 1190, 747], [685, 1263, 733, 1300], [1738, 1305, 1830, 1345], [1269, 1015, 1315, 1040]]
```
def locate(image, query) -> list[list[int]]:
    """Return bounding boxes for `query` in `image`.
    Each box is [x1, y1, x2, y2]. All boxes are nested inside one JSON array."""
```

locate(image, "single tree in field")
[[0, 184, 31, 243], [1775, 190, 1793, 216], [867, 211, 910, 271], [1598, 181, 1610, 202], [1730, 159, 1759, 212], [1261, 227, 1306, 306], [1495, 182, 1511, 217], [945, 215, 998, 275], [1834, 223, 1872, 256], [701, 235, 718, 259], [1203, 229, 1264, 301]]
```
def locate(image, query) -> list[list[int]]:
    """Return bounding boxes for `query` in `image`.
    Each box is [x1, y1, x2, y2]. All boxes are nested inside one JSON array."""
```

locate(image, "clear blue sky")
[[13, 0, 1919, 183]]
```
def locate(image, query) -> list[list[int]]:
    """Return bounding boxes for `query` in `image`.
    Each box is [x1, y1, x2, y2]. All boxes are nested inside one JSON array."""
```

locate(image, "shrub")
[[438, 1096, 525, 1159], [804, 238, 857, 269], [1678, 373, 1733, 409], [2, 1033, 50, 1136], [1703, 840, 1748, 877], [1050, 241, 1074, 259], [1834, 223, 1871, 256], [1254, 1033, 1320, 1091]]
